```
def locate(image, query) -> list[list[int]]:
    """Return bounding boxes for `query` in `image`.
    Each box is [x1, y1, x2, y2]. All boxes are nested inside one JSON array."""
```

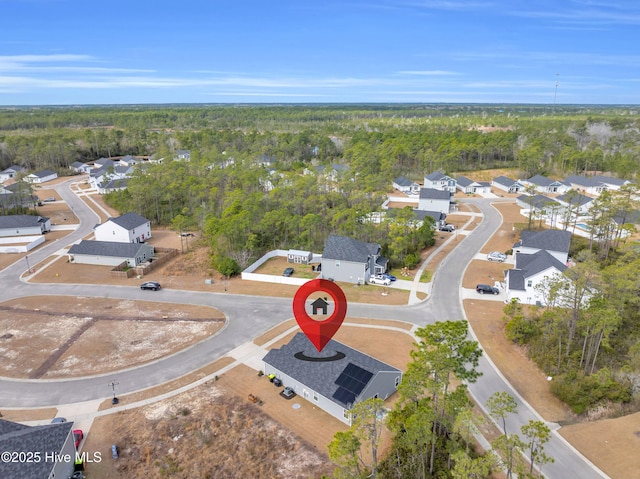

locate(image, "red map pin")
[[293, 279, 348, 352]]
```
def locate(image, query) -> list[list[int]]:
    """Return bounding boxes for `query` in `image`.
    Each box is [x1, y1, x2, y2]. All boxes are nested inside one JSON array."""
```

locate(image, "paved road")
[[0, 180, 607, 479]]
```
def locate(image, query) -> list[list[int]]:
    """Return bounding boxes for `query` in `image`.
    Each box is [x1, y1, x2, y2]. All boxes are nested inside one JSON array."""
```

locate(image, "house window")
[[313, 391, 318, 401], [335, 261, 340, 267], [527, 280, 533, 287], [343, 409, 349, 419], [395, 376, 401, 387]]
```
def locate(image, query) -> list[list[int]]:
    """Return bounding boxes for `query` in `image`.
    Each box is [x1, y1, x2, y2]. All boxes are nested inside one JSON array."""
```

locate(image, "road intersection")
[[0, 178, 608, 479]]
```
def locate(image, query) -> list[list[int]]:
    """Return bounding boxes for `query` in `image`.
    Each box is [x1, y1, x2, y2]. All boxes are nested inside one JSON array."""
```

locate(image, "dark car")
[[273, 377, 283, 387], [283, 267, 294, 277], [280, 387, 297, 399], [140, 281, 161, 291], [73, 429, 84, 449], [382, 273, 397, 282], [476, 284, 499, 295]]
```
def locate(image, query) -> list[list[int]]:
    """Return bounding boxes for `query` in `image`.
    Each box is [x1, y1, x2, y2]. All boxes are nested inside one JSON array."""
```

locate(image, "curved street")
[[0, 178, 608, 479]]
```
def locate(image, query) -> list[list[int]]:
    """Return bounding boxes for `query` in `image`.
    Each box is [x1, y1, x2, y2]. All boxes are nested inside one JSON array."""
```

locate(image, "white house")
[[70, 161, 92, 174], [504, 250, 568, 305], [424, 171, 456, 193], [263, 332, 401, 425], [563, 175, 609, 195], [417, 188, 451, 214], [68, 240, 154, 267], [393, 176, 420, 195], [522, 175, 569, 194], [512, 229, 571, 264], [94, 212, 151, 243], [0, 215, 51, 237], [0, 165, 26, 183], [23, 169, 58, 184], [456, 176, 492, 194], [174, 149, 191, 161], [492, 176, 525, 194], [97, 178, 130, 194], [321, 235, 387, 284], [592, 175, 632, 192], [556, 192, 595, 216]]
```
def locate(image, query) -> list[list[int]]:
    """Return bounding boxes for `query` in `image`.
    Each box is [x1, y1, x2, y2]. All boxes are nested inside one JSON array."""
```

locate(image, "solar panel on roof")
[[334, 363, 373, 397], [332, 387, 357, 406]]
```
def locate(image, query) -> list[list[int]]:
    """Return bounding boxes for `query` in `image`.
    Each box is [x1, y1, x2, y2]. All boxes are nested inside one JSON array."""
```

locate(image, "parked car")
[[44, 197, 56, 202], [487, 251, 507, 262], [369, 275, 391, 286], [73, 429, 84, 449], [273, 377, 283, 387], [281, 387, 296, 399], [440, 224, 455, 232], [51, 417, 66, 424], [476, 284, 499, 295], [283, 267, 294, 277], [382, 273, 397, 282], [140, 281, 161, 291]]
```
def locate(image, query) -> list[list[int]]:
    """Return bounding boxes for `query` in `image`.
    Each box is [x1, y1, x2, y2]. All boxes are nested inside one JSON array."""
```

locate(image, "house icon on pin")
[[310, 297, 329, 315]]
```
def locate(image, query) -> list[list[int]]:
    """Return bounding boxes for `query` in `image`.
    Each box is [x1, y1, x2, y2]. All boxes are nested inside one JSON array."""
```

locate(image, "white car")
[[369, 275, 391, 286], [487, 251, 507, 262]]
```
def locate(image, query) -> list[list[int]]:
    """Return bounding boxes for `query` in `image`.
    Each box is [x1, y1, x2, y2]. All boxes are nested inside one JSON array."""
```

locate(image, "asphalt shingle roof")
[[456, 176, 474, 187], [517, 194, 561, 209], [0, 419, 72, 479], [425, 171, 449, 181], [557, 192, 593, 207], [515, 229, 572, 254], [31, 169, 56, 179], [0, 215, 49, 229], [393, 176, 414, 187], [107, 212, 149, 230], [493, 175, 520, 187], [322, 235, 380, 263], [419, 188, 451, 200], [68, 240, 152, 258], [263, 332, 400, 408], [526, 174, 558, 187], [564, 175, 602, 188], [593, 175, 629, 187]]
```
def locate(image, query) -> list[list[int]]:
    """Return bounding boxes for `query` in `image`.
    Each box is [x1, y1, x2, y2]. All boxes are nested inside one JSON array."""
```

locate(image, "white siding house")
[[0, 215, 51, 237], [522, 175, 569, 194], [417, 188, 451, 214], [492, 176, 525, 193], [94, 212, 151, 243], [424, 171, 456, 193], [392, 176, 420, 195], [263, 333, 401, 425], [505, 250, 568, 305], [512, 229, 571, 264], [68, 240, 154, 267], [23, 169, 58, 184]]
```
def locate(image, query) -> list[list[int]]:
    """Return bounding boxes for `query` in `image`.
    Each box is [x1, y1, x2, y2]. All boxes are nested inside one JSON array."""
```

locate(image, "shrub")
[[505, 315, 538, 344], [404, 252, 420, 269], [550, 369, 632, 414]]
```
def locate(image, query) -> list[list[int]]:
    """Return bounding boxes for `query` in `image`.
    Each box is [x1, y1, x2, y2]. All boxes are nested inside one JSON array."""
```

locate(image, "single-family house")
[[23, 169, 58, 184], [0, 183, 38, 212], [68, 240, 154, 266], [556, 191, 595, 216], [94, 212, 151, 243], [563, 175, 608, 195], [0, 165, 26, 183], [417, 188, 452, 214], [393, 176, 420, 195], [424, 171, 456, 193], [174, 149, 191, 162], [70, 161, 92, 174], [320, 235, 387, 284], [0, 419, 76, 479], [504, 250, 568, 305], [263, 332, 401, 425], [516, 194, 562, 214], [94, 157, 117, 168], [97, 178, 130, 194], [592, 175, 632, 192], [456, 176, 492, 195], [522, 175, 569, 194], [287, 249, 313, 264], [0, 215, 51, 237], [149, 153, 164, 164], [118, 155, 140, 166], [512, 229, 571, 264], [413, 210, 447, 229], [492, 176, 525, 194]]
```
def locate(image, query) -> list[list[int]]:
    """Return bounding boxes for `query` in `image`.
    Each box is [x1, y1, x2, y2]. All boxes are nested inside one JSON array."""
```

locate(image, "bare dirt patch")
[[0, 296, 224, 379]]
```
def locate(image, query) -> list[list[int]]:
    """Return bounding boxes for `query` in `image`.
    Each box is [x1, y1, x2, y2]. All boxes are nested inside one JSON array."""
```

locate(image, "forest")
[[2, 103, 640, 477]]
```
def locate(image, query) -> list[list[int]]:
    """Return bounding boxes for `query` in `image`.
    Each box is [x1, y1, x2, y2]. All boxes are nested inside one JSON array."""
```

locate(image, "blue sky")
[[1, 0, 639, 105]]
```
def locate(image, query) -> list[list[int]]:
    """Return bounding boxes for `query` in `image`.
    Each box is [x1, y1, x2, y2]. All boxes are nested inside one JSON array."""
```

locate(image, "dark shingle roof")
[[107, 212, 149, 230], [393, 176, 414, 187], [419, 188, 451, 200], [515, 230, 571, 254], [456, 176, 474, 187], [517, 194, 561, 209], [526, 174, 558, 187], [0, 419, 72, 479], [0, 215, 48, 229], [263, 332, 400, 408], [322, 235, 380, 263], [593, 175, 629, 187], [32, 169, 56, 179], [425, 171, 449, 181], [99, 178, 130, 190], [564, 175, 602, 188], [493, 175, 520, 187], [413, 210, 445, 223], [68, 240, 152, 258], [557, 192, 593, 207]]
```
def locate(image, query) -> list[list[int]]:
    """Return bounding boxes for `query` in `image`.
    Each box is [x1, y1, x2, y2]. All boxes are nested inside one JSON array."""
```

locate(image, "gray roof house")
[[556, 191, 595, 215], [0, 165, 26, 183], [68, 240, 154, 267], [456, 176, 492, 194], [513, 229, 571, 264], [563, 175, 612, 195], [523, 175, 568, 194], [492, 175, 525, 193], [24, 169, 58, 184], [505, 250, 568, 305], [0, 214, 51, 237], [424, 171, 456, 193], [70, 161, 92, 174], [320, 235, 387, 284], [418, 188, 452, 214], [94, 212, 151, 243], [392, 176, 420, 195], [97, 178, 130, 194], [263, 332, 402, 425], [516, 194, 562, 212], [0, 418, 76, 479]]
